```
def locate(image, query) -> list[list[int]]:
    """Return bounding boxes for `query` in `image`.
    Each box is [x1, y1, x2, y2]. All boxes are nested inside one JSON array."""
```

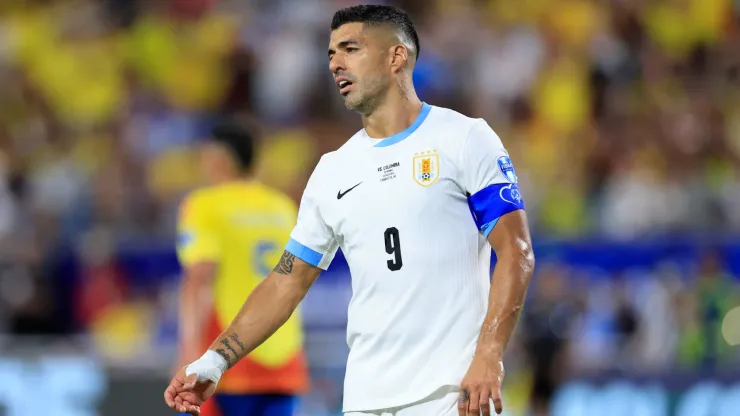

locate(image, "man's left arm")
[[457, 120, 535, 415], [470, 211, 535, 413], [480, 209, 535, 361]]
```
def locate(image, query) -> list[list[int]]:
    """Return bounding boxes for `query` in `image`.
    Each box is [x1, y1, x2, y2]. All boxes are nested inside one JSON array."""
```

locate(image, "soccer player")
[[165, 5, 535, 416], [174, 122, 309, 416]]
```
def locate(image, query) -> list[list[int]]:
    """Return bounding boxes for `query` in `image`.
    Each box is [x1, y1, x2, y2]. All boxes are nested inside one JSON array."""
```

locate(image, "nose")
[[329, 54, 345, 74]]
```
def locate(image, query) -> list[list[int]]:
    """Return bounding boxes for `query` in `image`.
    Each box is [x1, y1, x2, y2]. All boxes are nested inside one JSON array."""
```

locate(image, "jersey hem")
[[341, 382, 461, 413]]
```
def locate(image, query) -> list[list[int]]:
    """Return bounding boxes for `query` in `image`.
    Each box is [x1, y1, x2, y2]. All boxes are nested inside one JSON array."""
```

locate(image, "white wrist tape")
[[185, 350, 228, 384]]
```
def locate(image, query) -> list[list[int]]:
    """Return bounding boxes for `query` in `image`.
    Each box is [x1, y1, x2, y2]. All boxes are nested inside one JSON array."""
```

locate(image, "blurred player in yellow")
[[175, 121, 309, 416]]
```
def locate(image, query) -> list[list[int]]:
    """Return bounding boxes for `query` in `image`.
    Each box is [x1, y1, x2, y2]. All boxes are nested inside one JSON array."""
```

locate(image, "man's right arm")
[[201, 250, 321, 370], [199, 157, 335, 374], [170, 158, 335, 412]]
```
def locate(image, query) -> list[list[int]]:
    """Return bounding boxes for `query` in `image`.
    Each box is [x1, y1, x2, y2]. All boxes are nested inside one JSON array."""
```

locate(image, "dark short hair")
[[331, 4, 420, 60], [209, 121, 256, 172]]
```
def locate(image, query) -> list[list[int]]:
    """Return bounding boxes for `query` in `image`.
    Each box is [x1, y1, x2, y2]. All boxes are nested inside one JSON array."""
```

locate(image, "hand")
[[172, 350, 200, 377], [458, 354, 505, 416], [164, 367, 217, 415]]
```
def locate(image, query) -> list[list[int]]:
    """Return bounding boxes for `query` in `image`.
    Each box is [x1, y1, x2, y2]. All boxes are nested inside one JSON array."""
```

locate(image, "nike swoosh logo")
[[337, 182, 362, 199]]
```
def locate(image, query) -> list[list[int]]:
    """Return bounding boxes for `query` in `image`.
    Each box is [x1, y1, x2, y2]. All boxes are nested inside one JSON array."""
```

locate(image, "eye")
[[347, 47, 358, 53]]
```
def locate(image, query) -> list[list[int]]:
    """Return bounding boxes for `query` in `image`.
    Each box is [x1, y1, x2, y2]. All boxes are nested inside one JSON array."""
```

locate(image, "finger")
[[175, 395, 186, 411], [493, 397, 503, 414], [457, 388, 469, 416], [180, 391, 205, 406], [183, 373, 199, 390], [479, 388, 492, 416], [492, 389, 503, 414], [183, 400, 200, 416], [467, 389, 481, 415], [164, 384, 176, 407]]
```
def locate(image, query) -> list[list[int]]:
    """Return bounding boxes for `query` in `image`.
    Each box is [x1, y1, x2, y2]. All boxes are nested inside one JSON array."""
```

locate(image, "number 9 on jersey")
[[384, 227, 403, 271]]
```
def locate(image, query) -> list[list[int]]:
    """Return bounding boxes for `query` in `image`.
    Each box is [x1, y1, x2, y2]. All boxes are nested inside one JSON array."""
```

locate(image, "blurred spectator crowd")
[[0, 0, 740, 412]]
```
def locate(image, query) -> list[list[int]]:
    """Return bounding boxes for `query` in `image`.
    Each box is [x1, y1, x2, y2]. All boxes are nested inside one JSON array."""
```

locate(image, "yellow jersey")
[[176, 181, 308, 394]]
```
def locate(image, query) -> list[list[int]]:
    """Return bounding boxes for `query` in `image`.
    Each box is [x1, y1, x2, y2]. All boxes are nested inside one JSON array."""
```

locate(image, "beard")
[[343, 76, 390, 115]]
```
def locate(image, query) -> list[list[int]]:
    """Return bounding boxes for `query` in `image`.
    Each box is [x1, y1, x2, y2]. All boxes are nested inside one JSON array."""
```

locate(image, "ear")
[[389, 44, 408, 73]]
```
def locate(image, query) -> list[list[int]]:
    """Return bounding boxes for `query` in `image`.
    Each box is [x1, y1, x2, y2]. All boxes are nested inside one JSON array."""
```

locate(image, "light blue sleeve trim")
[[285, 238, 323, 267], [481, 218, 499, 238]]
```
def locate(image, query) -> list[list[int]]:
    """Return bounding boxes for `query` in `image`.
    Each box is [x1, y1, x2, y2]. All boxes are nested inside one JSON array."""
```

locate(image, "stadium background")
[[1, 0, 740, 415]]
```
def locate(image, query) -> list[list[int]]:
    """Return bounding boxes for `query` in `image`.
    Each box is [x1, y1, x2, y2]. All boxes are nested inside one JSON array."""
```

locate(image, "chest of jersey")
[[322, 146, 470, 257]]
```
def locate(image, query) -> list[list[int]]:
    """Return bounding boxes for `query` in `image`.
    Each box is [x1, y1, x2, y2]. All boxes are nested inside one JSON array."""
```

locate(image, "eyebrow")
[[328, 39, 360, 57]]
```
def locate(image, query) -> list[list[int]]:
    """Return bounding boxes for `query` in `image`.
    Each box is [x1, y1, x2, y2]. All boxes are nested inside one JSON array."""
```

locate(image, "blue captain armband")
[[467, 183, 525, 237]]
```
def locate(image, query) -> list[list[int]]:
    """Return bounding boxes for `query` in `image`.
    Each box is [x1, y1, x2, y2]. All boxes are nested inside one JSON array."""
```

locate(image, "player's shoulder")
[[427, 105, 483, 132], [251, 182, 298, 214], [311, 131, 374, 183], [424, 105, 495, 153], [328, 129, 368, 158], [180, 186, 214, 216], [307, 146, 345, 179]]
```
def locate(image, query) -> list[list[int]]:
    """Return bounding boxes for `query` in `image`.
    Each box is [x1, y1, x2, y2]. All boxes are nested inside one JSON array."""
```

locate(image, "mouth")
[[336, 79, 353, 95]]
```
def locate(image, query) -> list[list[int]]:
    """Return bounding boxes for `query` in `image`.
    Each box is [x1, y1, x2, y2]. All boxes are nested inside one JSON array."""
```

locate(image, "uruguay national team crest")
[[497, 156, 518, 184], [413, 150, 440, 187]]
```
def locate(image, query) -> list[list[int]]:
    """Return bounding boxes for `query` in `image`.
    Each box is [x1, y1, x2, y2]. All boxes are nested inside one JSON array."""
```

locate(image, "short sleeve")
[[462, 120, 525, 237], [176, 194, 220, 266], [286, 159, 339, 270]]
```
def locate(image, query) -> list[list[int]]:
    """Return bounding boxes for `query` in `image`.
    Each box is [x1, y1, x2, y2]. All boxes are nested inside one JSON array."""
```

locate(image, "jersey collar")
[[369, 102, 432, 148]]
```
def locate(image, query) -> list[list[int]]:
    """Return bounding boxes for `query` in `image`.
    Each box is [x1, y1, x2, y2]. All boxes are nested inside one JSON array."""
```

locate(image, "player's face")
[[328, 23, 392, 114]]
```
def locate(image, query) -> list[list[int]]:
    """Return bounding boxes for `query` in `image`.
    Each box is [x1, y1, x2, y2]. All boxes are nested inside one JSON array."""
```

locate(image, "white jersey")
[[285, 103, 525, 412]]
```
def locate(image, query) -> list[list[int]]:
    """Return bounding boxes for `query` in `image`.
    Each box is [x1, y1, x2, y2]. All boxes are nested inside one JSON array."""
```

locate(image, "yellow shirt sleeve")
[[177, 193, 220, 266]]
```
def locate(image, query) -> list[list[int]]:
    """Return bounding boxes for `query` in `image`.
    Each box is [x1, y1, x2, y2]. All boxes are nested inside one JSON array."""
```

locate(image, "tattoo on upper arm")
[[215, 348, 233, 368], [273, 251, 296, 274]]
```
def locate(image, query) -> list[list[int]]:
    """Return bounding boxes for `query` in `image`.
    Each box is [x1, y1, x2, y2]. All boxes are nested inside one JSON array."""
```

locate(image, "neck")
[[213, 172, 252, 185], [362, 85, 423, 139]]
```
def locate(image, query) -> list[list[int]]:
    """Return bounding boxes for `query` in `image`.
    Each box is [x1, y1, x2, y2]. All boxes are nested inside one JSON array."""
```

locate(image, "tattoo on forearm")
[[220, 338, 238, 358], [229, 333, 246, 352], [215, 348, 233, 367], [213, 334, 246, 369], [273, 251, 296, 274]]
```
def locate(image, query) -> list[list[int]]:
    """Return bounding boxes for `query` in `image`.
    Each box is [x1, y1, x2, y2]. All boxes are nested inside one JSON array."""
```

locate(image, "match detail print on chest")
[[373, 148, 441, 187], [331, 148, 446, 237]]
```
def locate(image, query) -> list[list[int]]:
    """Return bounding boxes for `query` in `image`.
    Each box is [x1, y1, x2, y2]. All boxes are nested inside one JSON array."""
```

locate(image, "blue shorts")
[[181, 394, 297, 416]]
